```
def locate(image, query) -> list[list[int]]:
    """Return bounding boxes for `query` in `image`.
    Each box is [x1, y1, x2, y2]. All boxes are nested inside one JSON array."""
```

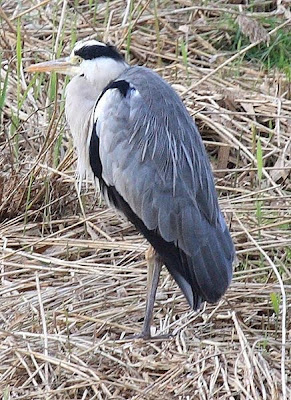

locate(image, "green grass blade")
[[256, 137, 263, 182], [16, 19, 22, 77], [270, 292, 280, 316], [0, 67, 9, 123], [16, 18, 22, 112]]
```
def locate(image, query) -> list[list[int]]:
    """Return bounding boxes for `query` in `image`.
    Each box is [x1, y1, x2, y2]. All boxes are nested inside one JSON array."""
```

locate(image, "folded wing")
[[91, 66, 235, 308]]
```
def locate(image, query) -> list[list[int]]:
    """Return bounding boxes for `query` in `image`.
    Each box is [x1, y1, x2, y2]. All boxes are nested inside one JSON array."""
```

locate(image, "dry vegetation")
[[0, 1, 290, 399]]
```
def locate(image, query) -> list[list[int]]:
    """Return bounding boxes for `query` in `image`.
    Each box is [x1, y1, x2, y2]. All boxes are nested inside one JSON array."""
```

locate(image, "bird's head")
[[26, 39, 128, 85]]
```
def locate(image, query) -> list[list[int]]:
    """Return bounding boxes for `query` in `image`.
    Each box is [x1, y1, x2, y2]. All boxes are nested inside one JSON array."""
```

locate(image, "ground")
[[0, 1, 290, 399]]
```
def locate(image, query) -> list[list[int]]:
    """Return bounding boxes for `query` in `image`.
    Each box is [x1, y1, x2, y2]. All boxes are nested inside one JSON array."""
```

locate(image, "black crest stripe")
[[75, 45, 124, 61]]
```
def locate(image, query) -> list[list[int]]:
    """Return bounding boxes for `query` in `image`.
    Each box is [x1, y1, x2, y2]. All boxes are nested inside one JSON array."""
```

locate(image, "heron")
[[27, 39, 235, 339]]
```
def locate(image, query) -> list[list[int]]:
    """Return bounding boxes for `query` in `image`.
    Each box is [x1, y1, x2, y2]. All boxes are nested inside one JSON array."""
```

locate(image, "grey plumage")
[[94, 66, 234, 308], [27, 40, 235, 331]]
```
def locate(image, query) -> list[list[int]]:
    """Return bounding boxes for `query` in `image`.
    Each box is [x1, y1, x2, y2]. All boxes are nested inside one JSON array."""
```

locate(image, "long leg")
[[140, 246, 163, 338]]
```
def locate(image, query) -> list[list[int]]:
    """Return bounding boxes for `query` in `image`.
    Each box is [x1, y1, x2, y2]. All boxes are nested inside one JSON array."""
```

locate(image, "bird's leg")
[[140, 246, 162, 339], [124, 246, 172, 341]]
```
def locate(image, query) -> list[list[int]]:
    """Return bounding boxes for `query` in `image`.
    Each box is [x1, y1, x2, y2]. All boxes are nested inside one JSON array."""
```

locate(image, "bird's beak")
[[26, 57, 79, 76]]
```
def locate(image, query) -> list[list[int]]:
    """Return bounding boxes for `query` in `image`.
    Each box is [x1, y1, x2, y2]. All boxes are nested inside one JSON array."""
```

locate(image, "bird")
[[27, 39, 235, 339]]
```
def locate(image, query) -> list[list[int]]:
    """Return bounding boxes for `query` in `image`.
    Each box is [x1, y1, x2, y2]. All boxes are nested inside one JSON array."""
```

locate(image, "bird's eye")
[[73, 56, 82, 65]]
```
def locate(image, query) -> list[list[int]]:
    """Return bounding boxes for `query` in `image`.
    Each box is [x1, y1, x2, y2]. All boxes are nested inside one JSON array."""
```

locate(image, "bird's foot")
[[124, 331, 173, 341]]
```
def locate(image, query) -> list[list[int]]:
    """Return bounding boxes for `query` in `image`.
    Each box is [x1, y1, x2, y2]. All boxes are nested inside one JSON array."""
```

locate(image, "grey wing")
[[93, 67, 234, 306]]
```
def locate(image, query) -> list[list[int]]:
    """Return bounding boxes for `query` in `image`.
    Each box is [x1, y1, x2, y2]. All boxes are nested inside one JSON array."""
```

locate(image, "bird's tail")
[[163, 224, 234, 310]]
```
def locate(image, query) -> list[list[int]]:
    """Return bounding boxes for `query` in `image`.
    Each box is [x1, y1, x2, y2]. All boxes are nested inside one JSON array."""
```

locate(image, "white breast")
[[64, 59, 128, 185], [65, 75, 99, 183]]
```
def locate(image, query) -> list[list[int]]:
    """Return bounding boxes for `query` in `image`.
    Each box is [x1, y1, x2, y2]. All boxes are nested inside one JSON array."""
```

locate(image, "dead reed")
[[0, 1, 290, 399]]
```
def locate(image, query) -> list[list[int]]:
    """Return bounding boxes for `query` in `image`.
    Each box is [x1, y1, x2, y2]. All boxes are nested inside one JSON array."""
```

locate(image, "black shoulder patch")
[[75, 44, 124, 61], [96, 80, 131, 108], [107, 80, 131, 97]]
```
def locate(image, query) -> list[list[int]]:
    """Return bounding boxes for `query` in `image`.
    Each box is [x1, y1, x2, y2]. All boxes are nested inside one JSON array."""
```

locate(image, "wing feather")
[[93, 66, 235, 306]]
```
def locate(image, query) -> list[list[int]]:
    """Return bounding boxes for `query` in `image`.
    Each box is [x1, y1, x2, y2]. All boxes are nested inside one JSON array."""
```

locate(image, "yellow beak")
[[26, 57, 79, 76]]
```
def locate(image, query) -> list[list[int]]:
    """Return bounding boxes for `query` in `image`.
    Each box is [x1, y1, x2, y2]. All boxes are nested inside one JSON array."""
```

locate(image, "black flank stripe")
[[89, 122, 102, 179], [89, 124, 198, 308], [104, 185, 200, 308], [89, 80, 131, 178], [88, 82, 200, 309]]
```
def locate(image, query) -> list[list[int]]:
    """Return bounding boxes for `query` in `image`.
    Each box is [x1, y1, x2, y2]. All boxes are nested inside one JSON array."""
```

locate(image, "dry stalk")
[[0, 1, 290, 399]]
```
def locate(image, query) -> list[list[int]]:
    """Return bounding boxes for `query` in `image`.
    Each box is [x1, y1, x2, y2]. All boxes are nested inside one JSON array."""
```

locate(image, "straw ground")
[[0, 1, 290, 399]]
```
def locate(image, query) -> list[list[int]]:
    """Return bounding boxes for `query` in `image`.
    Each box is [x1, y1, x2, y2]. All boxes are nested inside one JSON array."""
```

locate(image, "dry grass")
[[0, 1, 290, 399]]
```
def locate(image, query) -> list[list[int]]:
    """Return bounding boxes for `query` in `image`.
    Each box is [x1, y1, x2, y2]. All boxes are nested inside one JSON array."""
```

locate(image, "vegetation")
[[0, 1, 290, 398]]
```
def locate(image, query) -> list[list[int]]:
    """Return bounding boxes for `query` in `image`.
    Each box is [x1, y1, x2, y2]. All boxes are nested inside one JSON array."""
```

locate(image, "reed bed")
[[0, 1, 290, 398]]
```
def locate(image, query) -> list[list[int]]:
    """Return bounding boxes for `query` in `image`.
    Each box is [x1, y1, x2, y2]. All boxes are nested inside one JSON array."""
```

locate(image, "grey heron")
[[27, 39, 235, 339]]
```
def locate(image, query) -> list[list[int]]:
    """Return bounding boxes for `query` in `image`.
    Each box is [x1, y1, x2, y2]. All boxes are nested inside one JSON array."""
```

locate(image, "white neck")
[[65, 58, 128, 185], [81, 57, 128, 92]]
